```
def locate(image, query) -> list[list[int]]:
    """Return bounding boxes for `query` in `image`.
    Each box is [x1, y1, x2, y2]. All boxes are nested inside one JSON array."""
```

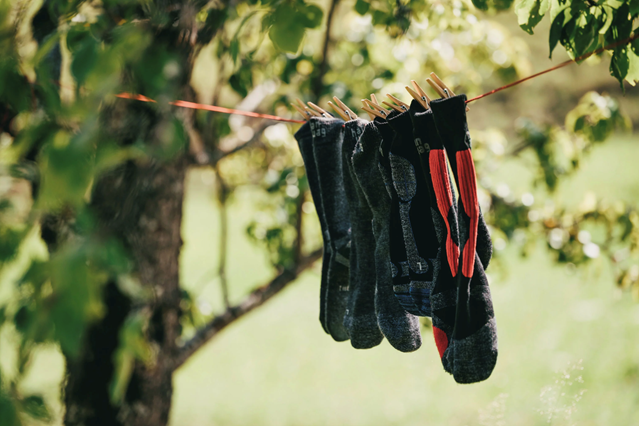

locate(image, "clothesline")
[[117, 31, 639, 123]]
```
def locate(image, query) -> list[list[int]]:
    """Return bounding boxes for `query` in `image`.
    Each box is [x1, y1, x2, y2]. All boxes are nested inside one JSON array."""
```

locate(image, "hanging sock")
[[387, 108, 439, 317], [308, 117, 352, 342], [375, 114, 422, 316], [341, 118, 384, 349], [352, 120, 421, 353], [409, 105, 461, 376], [430, 94, 493, 269], [294, 123, 331, 335], [429, 94, 498, 383]]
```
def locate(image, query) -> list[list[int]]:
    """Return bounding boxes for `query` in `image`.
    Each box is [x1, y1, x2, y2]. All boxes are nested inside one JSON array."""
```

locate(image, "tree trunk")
[[64, 151, 187, 426]]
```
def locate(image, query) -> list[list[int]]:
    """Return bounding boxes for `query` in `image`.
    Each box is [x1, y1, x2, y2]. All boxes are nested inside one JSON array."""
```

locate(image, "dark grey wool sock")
[[310, 117, 351, 342], [352, 120, 421, 353], [374, 114, 423, 316], [341, 118, 383, 349], [294, 122, 331, 335], [388, 108, 438, 318]]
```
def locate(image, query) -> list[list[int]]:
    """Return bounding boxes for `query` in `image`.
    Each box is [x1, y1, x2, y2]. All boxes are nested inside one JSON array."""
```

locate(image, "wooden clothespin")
[[363, 98, 391, 117], [361, 99, 386, 119], [307, 101, 330, 118], [292, 103, 311, 120], [426, 78, 448, 99], [328, 101, 349, 121], [383, 94, 409, 113], [405, 80, 431, 110], [427, 73, 469, 111], [295, 99, 320, 117], [334, 96, 358, 120]]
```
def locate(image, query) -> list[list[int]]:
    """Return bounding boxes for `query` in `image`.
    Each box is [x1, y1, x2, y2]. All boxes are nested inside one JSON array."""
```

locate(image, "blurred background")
[[1, 0, 639, 425]]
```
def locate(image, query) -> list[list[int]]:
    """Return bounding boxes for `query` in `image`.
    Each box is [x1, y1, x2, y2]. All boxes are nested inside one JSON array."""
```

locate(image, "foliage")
[[514, 0, 639, 88], [0, 0, 637, 423]]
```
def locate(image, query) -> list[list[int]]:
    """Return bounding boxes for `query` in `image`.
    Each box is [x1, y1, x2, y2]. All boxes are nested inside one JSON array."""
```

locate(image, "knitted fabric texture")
[[309, 117, 351, 342], [429, 95, 498, 383], [429, 95, 493, 269], [341, 118, 384, 349], [352, 121, 422, 352], [375, 114, 422, 316], [294, 122, 331, 335], [387, 109, 438, 317]]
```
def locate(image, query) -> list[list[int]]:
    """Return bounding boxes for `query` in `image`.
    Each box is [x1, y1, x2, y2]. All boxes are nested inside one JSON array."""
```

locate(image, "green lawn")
[[171, 134, 639, 426]]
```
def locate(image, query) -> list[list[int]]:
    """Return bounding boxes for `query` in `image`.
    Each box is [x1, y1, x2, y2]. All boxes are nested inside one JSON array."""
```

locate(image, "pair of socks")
[[352, 120, 422, 352], [341, 119, 384, 349], [294, 117, 351, 342], [411, 95, 497, 384]]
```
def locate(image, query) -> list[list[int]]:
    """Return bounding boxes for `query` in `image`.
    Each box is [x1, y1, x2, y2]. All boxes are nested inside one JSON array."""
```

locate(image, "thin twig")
[[214, 165, 231, 309], [175, 248, 322, 367], [311, 0, 339, 97]]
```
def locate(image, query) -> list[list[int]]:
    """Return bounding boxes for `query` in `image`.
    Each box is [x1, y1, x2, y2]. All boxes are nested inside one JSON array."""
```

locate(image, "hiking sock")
[[294, 122, 331, 335], [387, 108, 438, 317], [310, 117, 351, 342], [341, 118, 383, 349], [352, 120, 421, 353], [429, 95, 498, 383], [374, 114, 422, 316], [429, 94, 493, 270], [409, 105, 460, 373]]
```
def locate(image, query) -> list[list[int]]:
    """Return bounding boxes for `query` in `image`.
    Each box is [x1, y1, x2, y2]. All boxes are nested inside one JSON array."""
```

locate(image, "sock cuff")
[[294, 121, 312, 141], [430, 94, 470, 152], [309, 117, 345, 145]]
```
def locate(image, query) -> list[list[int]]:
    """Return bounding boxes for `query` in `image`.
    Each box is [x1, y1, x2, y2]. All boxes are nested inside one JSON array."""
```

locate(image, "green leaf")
[[355, 0, 370, 15], [299, 4, 323, 28], [0, 393, 20, 426], [548, 9, 565, 58], [71, 37, 98, 85], [21, 395, 51, 421], [631, 0, 639, 16], [266, 3, 310, 53], [230, 38, 239, 64], [610, 47, 629, 89], [472, 0, 489, 10], [600, 6, 614, 35], [268, 21, 305, 53], [516, 0, 549, 34], [625, 48, 639, 85]]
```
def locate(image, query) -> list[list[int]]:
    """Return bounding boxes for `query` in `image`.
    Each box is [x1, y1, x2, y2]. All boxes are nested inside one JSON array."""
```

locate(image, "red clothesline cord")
[[117, 31, 639, 121], [465, 31, 639, 103], [114, 92, 306, 124]]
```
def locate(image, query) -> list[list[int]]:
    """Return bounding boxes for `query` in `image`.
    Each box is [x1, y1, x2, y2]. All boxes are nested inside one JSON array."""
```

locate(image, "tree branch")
[[311, 0, 339, 97], [175, 248, 322, 367], [214, 164, 231, 308]]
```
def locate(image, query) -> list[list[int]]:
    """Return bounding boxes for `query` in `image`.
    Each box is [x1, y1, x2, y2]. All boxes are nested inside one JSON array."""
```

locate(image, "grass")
[[169, 134, 639, 426], [1, 136, 638, 426]]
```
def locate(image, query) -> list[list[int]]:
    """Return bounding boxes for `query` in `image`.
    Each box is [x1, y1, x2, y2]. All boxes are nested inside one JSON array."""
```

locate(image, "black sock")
[[409, 105, 460, 375], [309, 117, 352, 342], [374, 114, 423, 316], [341, 118, 384, 349], [387, 109, 438, 317], [352, 120, 421, 353], [294, 122, 331, 335], [430, 95, 492, 269], [430, 95, 498, 383]]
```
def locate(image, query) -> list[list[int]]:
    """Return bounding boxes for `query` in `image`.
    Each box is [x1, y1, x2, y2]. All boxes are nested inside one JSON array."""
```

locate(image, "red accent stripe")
[[457, 150, 479, 278], [433, 327, 449, 358], [115, 93, 306, 124], [429, 149, 459, 276]]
